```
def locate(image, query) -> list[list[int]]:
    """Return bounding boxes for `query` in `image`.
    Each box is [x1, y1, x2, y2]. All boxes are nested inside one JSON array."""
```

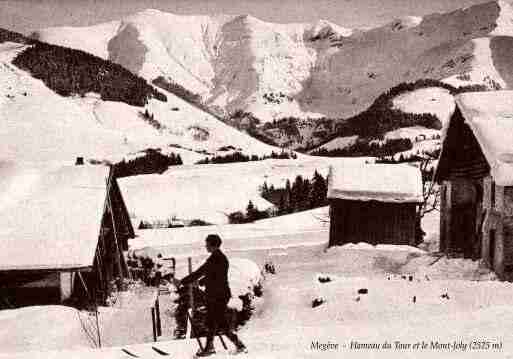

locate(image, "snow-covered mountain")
[[33, 0, 513, 121], [309, 83, 456, 157], [0, 39, 282, 165]]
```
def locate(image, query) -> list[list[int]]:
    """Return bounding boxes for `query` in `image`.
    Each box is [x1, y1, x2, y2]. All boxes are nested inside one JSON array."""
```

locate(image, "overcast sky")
[[1, 0, 492, 34]]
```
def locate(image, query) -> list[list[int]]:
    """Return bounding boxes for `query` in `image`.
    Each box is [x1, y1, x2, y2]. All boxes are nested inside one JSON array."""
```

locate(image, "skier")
[[174, 234, 247, 357]]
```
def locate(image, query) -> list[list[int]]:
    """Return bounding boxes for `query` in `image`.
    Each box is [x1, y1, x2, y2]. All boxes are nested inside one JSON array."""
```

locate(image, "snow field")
[[0, 42, 287, 166], [2, 213, 513, 358], [120, 157, 359, 226], [392, 87, 456, 125], [0, 306, 92, 353]]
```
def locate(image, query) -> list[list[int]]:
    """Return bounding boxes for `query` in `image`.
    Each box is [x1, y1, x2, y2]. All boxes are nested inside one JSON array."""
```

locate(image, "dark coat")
[[181, 249, 231, 301]]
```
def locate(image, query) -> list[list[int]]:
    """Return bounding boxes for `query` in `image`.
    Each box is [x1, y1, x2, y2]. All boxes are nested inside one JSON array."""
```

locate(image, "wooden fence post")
[[186, 257, 204, 351], [155, 297, 162, 337], [188, 257, 194, 322], [151, 307, 157, 342]]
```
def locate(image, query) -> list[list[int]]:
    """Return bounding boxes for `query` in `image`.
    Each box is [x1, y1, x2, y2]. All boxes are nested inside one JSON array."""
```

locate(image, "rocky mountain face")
[[0, 32, 281, 165], [33, 1, 513, 123]]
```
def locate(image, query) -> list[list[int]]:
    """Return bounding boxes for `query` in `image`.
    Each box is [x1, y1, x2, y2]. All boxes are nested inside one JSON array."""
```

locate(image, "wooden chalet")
[[0, 162, 134, 308], [327, 164, 423, 247], [435, 90, 513, 278]]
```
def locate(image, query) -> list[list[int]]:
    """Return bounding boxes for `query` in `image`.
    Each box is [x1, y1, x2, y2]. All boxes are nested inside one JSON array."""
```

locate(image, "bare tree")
[[419, 152, 440, 218]]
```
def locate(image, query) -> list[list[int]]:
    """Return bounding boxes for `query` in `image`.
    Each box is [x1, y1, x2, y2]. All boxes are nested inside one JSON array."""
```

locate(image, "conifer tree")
[[278, 194, 286, 214], [262, 182, 269, 197], [246, 200, 258, 221]]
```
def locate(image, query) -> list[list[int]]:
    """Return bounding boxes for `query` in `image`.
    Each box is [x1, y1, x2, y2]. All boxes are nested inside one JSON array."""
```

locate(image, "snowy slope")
[[6, 208, 513, 358], [0, 306, 92, 353], [301, 0, 513, 118], [0, 42, 130, 164], [311, 86, 452, 155], [119, 157, 359, 225], [34, 0, 513, 121], [0, 41, 282, 165], [392, 87, 456, 125], [388, 87, 455, 157]]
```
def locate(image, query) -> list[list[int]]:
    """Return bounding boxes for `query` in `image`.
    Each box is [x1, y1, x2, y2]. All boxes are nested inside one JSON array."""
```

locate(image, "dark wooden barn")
[[327, 164, 423, 247], [435, 90, 513, 279], [0, 163, 134, 308]]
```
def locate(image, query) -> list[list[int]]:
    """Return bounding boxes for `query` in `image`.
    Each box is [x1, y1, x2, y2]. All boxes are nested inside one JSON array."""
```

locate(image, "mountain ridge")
[[0, 31, 284, 165], [32, 0, 513, 121]]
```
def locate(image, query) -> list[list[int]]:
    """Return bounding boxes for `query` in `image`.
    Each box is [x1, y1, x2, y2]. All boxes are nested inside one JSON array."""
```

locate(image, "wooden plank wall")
[[329, 199, 417, 246], [501, 187, 513, 270], [436, 107, 490, 183]]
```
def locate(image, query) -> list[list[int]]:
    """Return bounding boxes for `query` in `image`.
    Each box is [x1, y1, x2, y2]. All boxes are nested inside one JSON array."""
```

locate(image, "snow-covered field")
[[1, 139, 510, 359], [0, 41, 285, 165], [313, 135, 359, 152], [382, 86, 459, 159], [392, 87, 456, 125], [119, 157, 363, 225], [129, 206, 330, 257], [4, 205, 513, 358], [4, 1, 513, 357]]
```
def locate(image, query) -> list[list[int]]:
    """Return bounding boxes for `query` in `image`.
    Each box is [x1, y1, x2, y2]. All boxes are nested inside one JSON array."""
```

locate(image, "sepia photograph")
[[0, 0, 512, 357]]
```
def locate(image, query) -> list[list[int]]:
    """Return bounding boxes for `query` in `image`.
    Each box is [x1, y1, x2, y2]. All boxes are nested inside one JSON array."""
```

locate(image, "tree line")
[[261, 170, 328, 215], [196, 150, 297, 165], [227, 170, 328, 224], [152, 76, 202, 106], [113, 149, 183, 178], [314, 79, 489, 150], [0, 28, 31, 44], [12, 41, 166, 106], [311, 138, 413, 158]]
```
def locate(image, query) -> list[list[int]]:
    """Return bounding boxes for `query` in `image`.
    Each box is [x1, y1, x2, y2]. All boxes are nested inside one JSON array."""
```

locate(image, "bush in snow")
[[125, 251, 176, 288], [227, 201, 270, 224], [311, 297, 325, 308], [227, 211, 248, 224], [188, 219, 212, 227], [264, 260, 276, 275], [317, 275, 332, 283]]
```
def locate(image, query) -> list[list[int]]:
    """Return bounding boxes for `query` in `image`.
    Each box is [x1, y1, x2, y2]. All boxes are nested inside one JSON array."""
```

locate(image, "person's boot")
[[230, 345, 248, 355], [196, 346, 216, 357], [196, 338, 216, 357], [226, 333, 247, 355]]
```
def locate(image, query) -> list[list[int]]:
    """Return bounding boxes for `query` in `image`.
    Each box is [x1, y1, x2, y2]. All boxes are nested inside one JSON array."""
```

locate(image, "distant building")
[[0, 163, 134, 307], [435, 91, 513, 279], [327, 164, 423, 247]]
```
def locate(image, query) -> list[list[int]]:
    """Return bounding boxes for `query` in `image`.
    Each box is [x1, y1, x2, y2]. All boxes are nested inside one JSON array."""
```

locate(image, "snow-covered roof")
[[0, 162, 110, 271], [118, 169, 275, 224], [327, 164, 423, 203], [455, 91, 513, 186]]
